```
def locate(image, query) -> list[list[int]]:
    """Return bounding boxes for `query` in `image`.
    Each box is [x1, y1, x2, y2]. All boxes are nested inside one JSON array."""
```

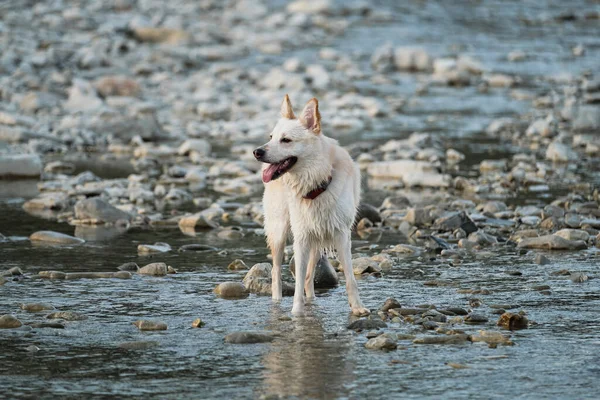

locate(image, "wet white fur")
[[259, 98, 369, 317]]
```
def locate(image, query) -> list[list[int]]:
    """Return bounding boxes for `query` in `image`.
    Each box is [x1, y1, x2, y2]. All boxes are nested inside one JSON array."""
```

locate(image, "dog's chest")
[[287, 190, 354, 244]]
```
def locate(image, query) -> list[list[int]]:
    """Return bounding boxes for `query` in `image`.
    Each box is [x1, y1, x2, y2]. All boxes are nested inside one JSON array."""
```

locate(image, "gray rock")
[[413, 334, 469, 345], [224, 331, 274, 344], [365, 334, 398, 350], [367, 160, 451, 188], [380, 298, 401, 312], [20, 303, 54, 312], [352, 257, 381, 275], [74, 198, 132, 223], [29, 231, 85, 245], [355, 203, 382, 224], [464, 314, 489, 324], [554, 229, 590, 242], [546, 141, 577, 162], [394, 47, 432, 71], [19, 91, 60, 112], [64, 79, 103, 112]]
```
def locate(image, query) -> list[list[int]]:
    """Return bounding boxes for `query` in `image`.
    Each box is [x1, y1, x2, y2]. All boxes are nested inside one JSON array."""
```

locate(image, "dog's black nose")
[[253, 148, 265, 159]]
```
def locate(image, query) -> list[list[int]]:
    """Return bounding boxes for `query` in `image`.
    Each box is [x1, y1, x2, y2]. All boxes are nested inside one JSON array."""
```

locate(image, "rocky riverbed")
[[1, 0, 600, 398]]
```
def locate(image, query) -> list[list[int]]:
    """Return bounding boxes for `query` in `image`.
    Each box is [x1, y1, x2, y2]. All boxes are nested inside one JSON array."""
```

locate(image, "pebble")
[[464, 314, 489, 324], [137, 242, 172, 254], [228, 259, 249, 270], [518, 235, 587, 250]]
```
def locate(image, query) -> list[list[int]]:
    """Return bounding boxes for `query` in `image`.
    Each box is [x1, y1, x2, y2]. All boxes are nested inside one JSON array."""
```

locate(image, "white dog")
[[254, 95, 369, 317]]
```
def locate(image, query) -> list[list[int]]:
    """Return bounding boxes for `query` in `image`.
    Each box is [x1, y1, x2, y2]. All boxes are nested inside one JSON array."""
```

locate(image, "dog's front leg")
[[304, 248, 320, 302], [270, 240, 285, 301], [291, 241, 310, 316], [335, 233, 370, 316]]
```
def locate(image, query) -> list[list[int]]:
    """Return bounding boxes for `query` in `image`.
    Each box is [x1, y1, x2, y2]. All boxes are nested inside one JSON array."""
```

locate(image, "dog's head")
[[254, 95, 322, 183]]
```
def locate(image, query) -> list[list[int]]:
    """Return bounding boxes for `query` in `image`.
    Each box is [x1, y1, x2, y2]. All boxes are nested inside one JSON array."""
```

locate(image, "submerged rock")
[[289, 255, 339, 288], [224, 331, 274, 344], [0, 154, 42, 178], [413, 334, 469, 344], [227, 259, 248, 270]]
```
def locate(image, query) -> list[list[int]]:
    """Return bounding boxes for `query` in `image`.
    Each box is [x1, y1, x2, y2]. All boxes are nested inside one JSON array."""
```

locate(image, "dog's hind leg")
[[291, 240, 310, 316], [335, 233, 370, 316], [304, 247, 320, 303]]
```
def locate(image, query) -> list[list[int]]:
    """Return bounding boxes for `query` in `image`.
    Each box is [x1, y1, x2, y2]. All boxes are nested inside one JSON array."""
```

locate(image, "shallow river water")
[[2, 0, 600, 399]]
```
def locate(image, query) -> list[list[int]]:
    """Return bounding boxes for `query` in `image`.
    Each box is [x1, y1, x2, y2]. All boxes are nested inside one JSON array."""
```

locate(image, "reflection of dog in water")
[[261, 306, 354, 398], [254, 95, 369, 317]]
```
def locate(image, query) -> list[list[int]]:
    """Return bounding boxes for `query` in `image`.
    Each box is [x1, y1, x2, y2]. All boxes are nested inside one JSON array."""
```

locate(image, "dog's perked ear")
[[299, 98, 321, 134], [280, 94, 295, 119]]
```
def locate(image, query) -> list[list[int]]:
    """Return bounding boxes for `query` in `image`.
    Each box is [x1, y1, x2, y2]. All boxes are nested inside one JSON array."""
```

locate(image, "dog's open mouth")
[[262, 157, 297, 183]]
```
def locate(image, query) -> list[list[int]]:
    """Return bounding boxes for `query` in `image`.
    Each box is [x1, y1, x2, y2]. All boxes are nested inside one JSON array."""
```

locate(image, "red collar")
[[303, 176, 332, 200]]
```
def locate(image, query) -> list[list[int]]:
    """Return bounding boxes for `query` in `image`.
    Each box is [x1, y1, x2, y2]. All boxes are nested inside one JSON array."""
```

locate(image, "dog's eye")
[[280, 138, 292, 143]]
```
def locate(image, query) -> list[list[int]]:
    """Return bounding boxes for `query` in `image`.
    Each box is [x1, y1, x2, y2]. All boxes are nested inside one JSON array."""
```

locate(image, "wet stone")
[[497, 312, 529, 330], [214, 282, 249, 299], [228, 259, 248, 270], [380, 298, 402, 312], [444, 307, 469, 316], [138, 262, 168, 276], [224, 331, 274, 344], [134, 320, 167, 331], [29, 231, 85, 245], [74, 198, 132, 224]]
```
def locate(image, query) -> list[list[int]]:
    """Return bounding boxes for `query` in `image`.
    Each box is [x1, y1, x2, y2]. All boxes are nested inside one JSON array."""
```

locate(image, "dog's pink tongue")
[[262, 164, 278, 183]]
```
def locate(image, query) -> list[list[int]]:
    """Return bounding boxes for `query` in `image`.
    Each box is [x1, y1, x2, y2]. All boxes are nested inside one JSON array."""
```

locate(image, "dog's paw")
[[351, 307, 371, 317], [291, 305, 305, 317], [271, 295, 282, 302]]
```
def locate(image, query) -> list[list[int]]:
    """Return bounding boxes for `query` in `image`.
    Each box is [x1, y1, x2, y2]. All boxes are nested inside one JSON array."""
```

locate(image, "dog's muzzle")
[[253, 147, 265, 160]]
